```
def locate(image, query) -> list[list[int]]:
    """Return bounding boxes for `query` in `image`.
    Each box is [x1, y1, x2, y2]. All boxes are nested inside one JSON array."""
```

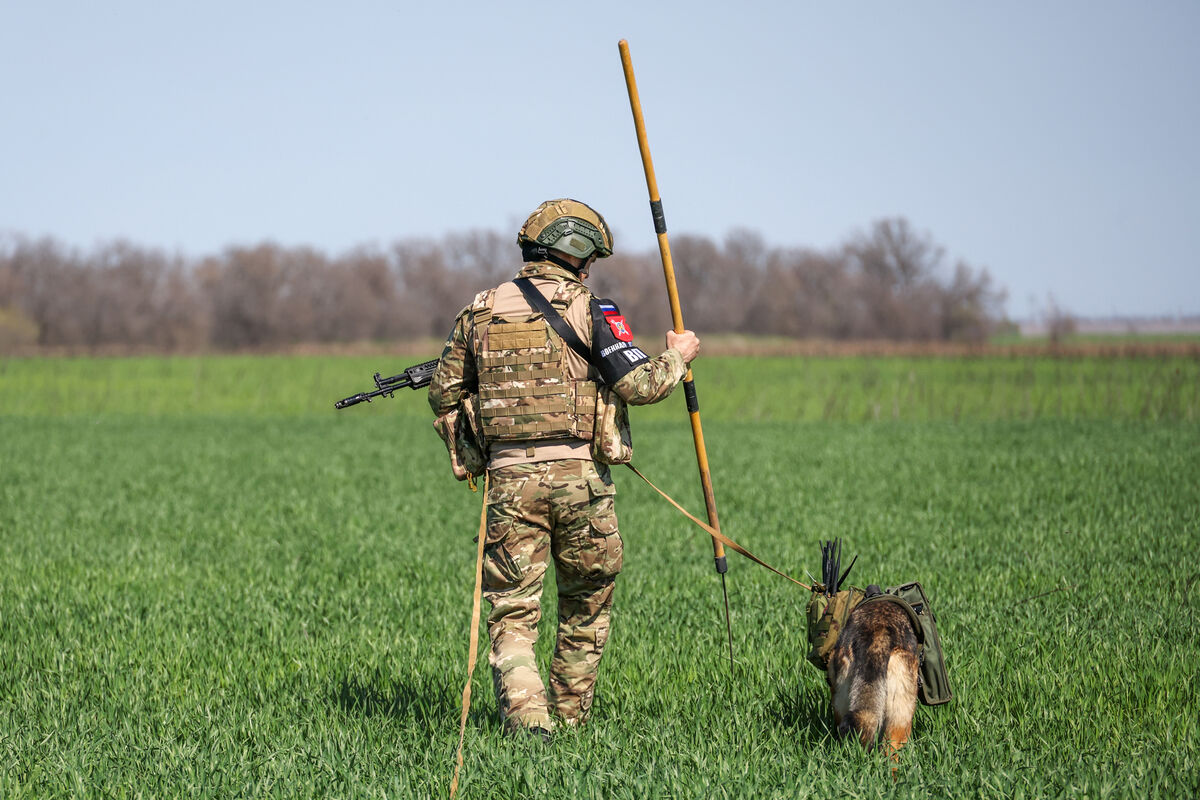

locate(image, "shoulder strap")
[[858, 593, 925, 644], [513, 277, 595, 366], [470, 288, 496, 355]]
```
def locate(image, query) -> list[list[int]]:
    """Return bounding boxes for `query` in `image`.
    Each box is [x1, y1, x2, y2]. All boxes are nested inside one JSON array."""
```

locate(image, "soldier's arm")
[[585, 295, 697, 406], [427, 306, 476, 416], [611, 347, 688, 405]]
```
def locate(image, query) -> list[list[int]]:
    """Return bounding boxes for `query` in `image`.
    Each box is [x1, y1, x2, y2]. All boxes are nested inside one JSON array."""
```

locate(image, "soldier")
[[429, 199, 700, 739]]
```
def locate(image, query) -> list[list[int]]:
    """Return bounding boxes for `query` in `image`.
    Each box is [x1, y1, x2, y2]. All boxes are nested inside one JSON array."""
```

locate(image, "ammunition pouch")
[[591, 385, 633, 465], [432, 392, 487, 482], [805, 586, 866, 671]]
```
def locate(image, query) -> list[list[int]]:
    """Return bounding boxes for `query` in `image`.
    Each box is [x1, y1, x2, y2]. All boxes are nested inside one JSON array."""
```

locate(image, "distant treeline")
[[0, 218, 1005, 351]]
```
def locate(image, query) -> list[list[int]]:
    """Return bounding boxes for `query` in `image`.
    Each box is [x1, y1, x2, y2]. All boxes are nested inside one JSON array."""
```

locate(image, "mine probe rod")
[[619, 39, 734, 673]]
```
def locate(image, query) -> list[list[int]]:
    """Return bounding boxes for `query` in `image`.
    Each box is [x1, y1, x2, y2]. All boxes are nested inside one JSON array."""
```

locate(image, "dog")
[[826, 588, 920, 760]]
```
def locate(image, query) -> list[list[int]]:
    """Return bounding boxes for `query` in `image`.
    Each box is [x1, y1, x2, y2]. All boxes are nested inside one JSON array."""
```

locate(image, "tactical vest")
[[472, 282, 598, 444]]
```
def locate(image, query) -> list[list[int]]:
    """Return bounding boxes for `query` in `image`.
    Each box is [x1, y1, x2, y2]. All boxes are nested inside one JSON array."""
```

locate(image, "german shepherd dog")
[[826, 591, 920, 759]]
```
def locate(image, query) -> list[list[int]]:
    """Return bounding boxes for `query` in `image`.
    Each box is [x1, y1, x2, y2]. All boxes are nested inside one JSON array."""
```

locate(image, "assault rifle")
[[334, 358, 439, 409]]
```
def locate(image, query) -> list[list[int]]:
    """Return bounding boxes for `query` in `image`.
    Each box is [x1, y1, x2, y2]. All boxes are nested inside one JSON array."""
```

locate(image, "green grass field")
[[2, 355, 1198, 798]]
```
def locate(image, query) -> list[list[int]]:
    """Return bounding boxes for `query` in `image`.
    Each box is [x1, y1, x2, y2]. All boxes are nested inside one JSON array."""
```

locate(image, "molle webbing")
[[478, 354, 557, 368], [477, 315, 596, 442], [481, 384, 568, 400], [486, 323, 545, 351]]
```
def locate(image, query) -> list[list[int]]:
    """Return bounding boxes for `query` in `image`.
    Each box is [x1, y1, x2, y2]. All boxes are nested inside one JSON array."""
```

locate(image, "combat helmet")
[[518, 199, 614, 263]]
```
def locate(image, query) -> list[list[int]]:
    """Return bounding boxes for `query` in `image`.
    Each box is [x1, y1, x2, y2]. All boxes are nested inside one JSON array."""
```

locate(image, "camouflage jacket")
[[428, 261, 685, 435]]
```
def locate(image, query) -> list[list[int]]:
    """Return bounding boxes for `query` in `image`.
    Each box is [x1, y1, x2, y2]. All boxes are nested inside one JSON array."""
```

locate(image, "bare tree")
[[1043, 294, 1077, 345], [0, 220, 1008, 353]]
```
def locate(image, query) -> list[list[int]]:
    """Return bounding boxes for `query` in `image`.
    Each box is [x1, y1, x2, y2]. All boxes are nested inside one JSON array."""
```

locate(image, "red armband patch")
[[606, 315, 633, 342]]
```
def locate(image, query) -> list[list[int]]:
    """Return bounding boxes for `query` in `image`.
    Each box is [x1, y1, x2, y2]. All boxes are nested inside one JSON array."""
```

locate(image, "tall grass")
[[2, 354, 1197, 421], [1, 355, 1197, 797]]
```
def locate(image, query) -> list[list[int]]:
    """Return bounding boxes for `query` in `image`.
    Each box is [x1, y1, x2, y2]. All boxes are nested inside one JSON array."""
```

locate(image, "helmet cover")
[[517, 199, 613, 259]]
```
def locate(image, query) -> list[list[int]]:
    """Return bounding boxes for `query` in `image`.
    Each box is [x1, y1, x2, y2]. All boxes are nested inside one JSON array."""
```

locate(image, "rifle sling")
[[512, 278, 595, 367], [450, 472, 489, 800]]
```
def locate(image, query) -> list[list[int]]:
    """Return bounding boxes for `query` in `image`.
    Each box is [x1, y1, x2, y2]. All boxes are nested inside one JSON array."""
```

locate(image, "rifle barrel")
[[334, 357, 440, 410], [335, 391, 379, 410], [334, 394, 365, 410], [377, 374, 412, 390]]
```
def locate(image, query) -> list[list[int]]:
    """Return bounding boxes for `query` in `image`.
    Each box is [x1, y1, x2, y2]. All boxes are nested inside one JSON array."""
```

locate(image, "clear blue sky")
[[3, 1, 1197, 319]]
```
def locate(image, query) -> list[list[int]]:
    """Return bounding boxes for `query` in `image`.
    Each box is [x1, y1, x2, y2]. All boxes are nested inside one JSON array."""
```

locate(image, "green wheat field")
[[2, 354, 1198, 798]]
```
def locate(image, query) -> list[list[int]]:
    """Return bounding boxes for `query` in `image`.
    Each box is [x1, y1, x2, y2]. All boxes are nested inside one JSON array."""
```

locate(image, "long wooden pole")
[[619, 39, 734, 671]]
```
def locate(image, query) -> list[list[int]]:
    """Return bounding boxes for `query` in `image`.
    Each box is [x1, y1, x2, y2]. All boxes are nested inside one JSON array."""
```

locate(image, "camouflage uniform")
[[430, 260, 686, 731]]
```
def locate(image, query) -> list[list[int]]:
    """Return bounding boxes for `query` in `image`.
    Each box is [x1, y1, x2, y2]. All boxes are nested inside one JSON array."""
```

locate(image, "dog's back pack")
[[806, 581, 953, 706], [805, 587, 865, 672], [867, 582, 952, 706]]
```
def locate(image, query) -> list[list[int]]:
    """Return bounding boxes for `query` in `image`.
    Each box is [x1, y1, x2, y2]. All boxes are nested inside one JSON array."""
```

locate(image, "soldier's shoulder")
[[470, 287, 497, 312], [452, 288, 498, 326], [551, 279, 592, 307]]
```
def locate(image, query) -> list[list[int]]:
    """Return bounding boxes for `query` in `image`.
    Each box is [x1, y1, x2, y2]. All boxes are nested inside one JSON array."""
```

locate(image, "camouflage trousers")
[[482, 459, 622, 732]]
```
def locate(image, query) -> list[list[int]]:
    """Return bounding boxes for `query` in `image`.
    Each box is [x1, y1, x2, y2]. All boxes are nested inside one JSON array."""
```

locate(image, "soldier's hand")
[[666, 330, 700, 365]]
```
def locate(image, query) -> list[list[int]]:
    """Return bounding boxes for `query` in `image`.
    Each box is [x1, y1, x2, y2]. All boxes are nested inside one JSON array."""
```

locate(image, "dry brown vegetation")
[[2, 218, 1008, 354], [9, 337, 1197, 361]]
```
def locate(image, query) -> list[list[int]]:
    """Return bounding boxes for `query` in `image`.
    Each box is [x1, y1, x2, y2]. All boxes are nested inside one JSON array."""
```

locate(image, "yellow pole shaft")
[[618, 39, 727, 572]]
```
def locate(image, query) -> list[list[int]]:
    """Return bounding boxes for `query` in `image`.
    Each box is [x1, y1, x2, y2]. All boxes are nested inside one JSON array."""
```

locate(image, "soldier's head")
[[518, 199, 613, 278]]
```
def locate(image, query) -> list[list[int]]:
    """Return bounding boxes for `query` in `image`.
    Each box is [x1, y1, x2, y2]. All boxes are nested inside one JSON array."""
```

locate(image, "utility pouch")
[[592, 385, 633, 465], [883, 580, 953, 706], [805, 586, 865, 671], [432, 393, 487, 481]]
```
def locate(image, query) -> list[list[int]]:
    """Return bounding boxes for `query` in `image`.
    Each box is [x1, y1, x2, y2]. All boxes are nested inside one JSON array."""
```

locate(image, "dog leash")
[[449, 464, 810, 797], [624, 464, 811, 590]]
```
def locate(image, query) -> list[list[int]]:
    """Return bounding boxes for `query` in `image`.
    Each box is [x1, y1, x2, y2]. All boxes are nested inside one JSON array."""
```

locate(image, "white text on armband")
[[622, 348, 648, 363], [600, 341, 628, 358]]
